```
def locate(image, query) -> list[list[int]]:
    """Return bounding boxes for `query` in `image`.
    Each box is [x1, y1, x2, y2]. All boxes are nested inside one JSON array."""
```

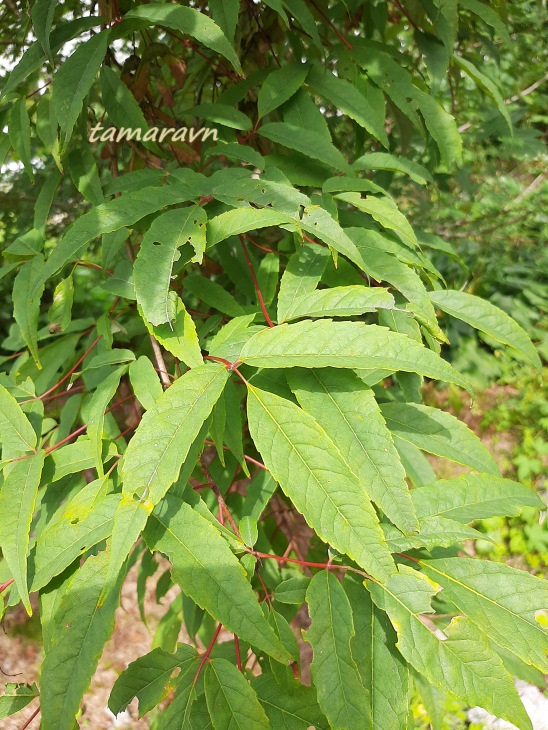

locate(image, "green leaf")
[[412, 473, 545, 523], [277, 243, 329, 322], [247, 384, 396, 581], [191, 103, 251, 131], [459, 0, 512, 45], [453, 55, 512, 133], [336, 193, 418, 249], [0, 452, 45, 614], [101, 495, 154, 606], [380, 402, 499, 475], [306, 65, 388, 148], [135, 207, 207, 326], [122, 363, 228, 502], [8, 99, 33, 182], [129, 356, 164, 411], [414, 88, 462, 167], [422, 557, 548, 673], [282, 0, 322, 49], [205, 658, 271, 729], [68, 147, 104, 203], [40, 550, 125, 730], [304, 570, 371, 729], [48, 275, 74, 333], [208, 0, 239, 43], [150, 651, 200, 729], [140, 296, 203, 369], [85, 349, 135, 370], [274, 576, 310, 605], [288, 369, 418, 535], [87, 366, 125, 477], [382, 516, 485, 551], [344, 575, 409, 730], [0, 683, 39, 721], [368, 566, 532, 730], [32, 185, 200, 296], [145, 495, 290, 663], [258, 63, 309, 118], [429, 289, 541, 367], [207, 208, 290, 246], [184, 274, 244, 318], [280, 285, 395, 322], [52, 30, 110, 148], [100, 65, 148, 133], [31, 493, 119, 592], [125, 4, 243, 75], [109, 644, 199, 717], [1, 17, 102, 100], [239, 320, 471, 392], [353, 152, 433, 185], [31, 0, 57, 62], [0, 384, 37, 455], [259, 122, 352, 173], [34, 169, 63, 234], [252, 674, 328, 729], [13, 255, 45, 369], [348, 228, 443, 338]]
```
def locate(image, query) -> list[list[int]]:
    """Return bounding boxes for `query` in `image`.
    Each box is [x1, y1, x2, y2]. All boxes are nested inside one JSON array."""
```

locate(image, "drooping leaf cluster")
[[0, 1, 545, 728]]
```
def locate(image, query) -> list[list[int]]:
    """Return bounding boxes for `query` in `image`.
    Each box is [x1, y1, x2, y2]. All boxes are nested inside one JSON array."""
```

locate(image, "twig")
[[150, 336, 171, 388], [19, 707, 40, 730], [458, 71, 548, 133], [239, 236, 275, 327], [306, 0, 352, 49], [192, 623, 223, 686], [200, 459, 242, 538], [21, 336, 102, 403]]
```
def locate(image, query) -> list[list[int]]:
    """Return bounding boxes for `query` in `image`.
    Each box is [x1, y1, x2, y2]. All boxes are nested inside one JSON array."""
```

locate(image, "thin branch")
[[19, 707, 40, 730], [22, 336, 102, 404], [192, 623, 223, 687], [306, 0, 352, 49], [458, 71, 548, 133], [150, 336, 171, 388], [201, 459, 242, 538], [239, 235, 275, 327]]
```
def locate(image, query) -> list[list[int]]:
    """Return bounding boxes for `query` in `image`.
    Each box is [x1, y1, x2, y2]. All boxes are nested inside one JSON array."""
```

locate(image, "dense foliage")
[[0, 1, 546, 728]]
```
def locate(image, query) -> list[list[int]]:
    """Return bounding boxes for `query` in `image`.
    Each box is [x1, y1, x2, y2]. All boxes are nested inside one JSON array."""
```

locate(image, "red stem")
[[19, 706, 40, 730], [24, 336, 102, 404], [245, 234, 276, 255], [234, 635, 243, 672], [239, 236, 275, 327], [0, 578, 14, 594], [203, 356, 249, 385], [204, 439, 267, 470], [251, 551, 336, 570], [44, 394, 135, 454], [307, 0, 353, 49], [40, 385, 85, 403], [193, 623, 223, 686]]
